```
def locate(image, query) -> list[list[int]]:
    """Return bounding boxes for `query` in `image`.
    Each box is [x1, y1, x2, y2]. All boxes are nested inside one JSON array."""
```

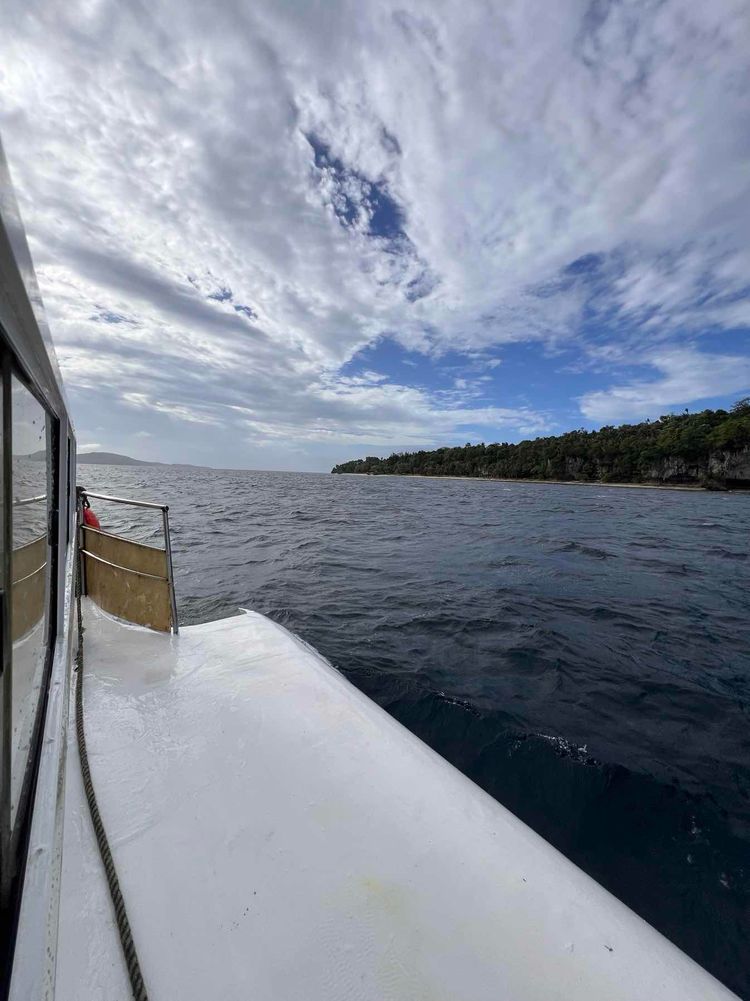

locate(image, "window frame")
[[0, 343, 60, 981]]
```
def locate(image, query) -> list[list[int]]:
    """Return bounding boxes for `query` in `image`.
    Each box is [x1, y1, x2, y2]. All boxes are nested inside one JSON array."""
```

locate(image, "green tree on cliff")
[[331, 401, 750, 487]]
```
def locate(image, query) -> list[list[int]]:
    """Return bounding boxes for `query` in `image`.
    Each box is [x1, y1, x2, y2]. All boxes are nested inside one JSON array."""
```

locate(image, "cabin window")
[[1, 358, 57, 936], [66, 432, 73, 546], [9, 375, 51, 832]]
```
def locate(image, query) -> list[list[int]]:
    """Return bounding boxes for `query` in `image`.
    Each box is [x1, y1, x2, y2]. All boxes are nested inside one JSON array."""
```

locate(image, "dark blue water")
[[79, 466, 750, 998]]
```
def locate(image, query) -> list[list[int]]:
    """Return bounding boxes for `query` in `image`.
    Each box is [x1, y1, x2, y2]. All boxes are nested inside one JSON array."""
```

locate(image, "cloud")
[[579, 348, 750, 423], [123, 392, 221, 426], [0, 0, 748, 466]]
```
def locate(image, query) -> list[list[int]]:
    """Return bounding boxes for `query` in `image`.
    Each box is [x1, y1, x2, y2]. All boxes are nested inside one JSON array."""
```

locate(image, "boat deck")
[[55, 600, 736, 1000]]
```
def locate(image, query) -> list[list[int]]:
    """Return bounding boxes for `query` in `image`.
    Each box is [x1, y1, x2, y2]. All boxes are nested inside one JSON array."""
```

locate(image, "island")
[[331, 400, 750, 489]]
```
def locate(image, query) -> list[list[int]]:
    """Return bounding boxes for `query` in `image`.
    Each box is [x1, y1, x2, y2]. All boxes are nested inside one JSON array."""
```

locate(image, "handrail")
[[79, 549, 168, 582], [81, 524, 165, 553], [80, 490, 167, 512], [14, 494, 47, 507], [12, 562, 48, 586]]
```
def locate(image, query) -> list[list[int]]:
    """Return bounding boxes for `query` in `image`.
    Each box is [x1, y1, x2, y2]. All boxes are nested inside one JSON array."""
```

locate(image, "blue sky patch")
[[306, 132, 406, 241]]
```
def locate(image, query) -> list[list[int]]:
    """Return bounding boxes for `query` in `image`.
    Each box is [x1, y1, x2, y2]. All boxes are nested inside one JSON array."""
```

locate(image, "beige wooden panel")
[[83, 553, 172, 632], [12, 534, 47, 581], [82, 526, 167, 577], [11, 563, 47, 641]]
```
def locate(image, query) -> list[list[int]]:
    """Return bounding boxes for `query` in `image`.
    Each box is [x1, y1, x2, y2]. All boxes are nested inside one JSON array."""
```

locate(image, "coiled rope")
[[75, 550, 149, 1001]]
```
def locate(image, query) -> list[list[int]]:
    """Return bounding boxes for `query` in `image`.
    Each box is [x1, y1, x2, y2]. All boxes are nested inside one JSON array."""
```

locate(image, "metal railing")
[[14, 494, 47, 507], [78, 489, 179, 634]]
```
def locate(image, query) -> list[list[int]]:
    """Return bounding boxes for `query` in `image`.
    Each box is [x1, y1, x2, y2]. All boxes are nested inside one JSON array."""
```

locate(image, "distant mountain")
[[24, 449, 158, 466], [23, 450, 245, 472], [77, 451, 158, 466]]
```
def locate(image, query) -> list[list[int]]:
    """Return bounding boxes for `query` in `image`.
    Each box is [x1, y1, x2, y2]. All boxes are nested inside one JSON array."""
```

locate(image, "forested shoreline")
[[332, 400, 750, 488]]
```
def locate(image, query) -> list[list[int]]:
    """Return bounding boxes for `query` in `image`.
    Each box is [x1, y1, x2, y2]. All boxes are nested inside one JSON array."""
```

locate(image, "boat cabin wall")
[[0, 138, 77, 999]]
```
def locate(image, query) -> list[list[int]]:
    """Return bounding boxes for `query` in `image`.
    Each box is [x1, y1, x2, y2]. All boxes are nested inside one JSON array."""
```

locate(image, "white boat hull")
[[56, 601, 737, 1000]]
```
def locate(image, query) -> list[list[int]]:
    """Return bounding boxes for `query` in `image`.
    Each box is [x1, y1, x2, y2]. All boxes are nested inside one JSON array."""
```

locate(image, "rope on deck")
[[75, 551, 150, 1001]]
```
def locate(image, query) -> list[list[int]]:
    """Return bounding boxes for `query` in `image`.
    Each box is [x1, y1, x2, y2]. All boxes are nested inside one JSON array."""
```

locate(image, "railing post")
[[76, 487, 87, 596], [161, 506, 179, 635]]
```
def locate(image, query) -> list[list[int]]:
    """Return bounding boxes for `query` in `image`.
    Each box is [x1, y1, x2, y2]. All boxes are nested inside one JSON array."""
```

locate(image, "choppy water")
[[79, 465, 750, 998]]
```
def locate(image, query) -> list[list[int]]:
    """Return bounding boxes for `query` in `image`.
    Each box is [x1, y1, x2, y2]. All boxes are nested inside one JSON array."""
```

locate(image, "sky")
[[0, 0, 749, 471]]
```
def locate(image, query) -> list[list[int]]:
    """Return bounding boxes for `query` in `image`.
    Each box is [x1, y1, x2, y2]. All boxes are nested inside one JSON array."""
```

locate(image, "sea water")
[[78, 465, 750, 997]]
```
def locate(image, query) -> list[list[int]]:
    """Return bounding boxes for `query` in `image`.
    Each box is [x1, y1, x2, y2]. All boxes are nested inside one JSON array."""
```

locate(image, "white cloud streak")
[[579, 348, 750, 423]]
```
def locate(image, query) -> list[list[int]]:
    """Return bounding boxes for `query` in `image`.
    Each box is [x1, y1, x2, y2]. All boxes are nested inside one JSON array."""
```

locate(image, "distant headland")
[[24, 450, 159, 466], [331, 400, 750, 490], [77, 451, 157, 466], [25, 450, 204, 469]]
